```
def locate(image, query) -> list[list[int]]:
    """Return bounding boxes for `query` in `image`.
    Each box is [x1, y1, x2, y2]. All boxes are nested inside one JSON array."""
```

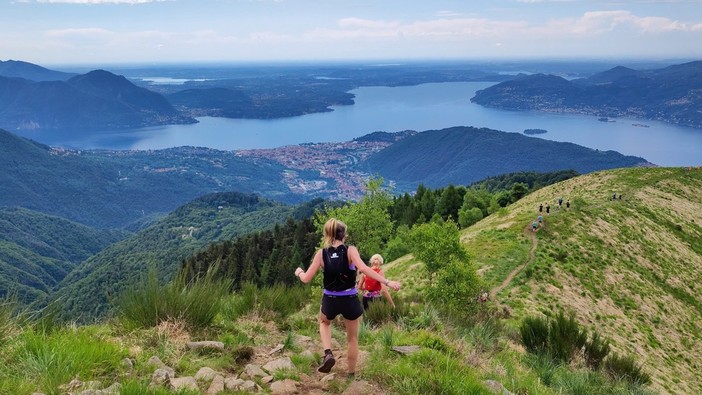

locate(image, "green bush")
[[426, 258, 483, 322], [604, 353, 651, 385], [548, 311, 587, 362], [520, 315, 550, 355], [118, 266, 231, 329], [584, 331, 611, 370], [409, 219, 467, 273]]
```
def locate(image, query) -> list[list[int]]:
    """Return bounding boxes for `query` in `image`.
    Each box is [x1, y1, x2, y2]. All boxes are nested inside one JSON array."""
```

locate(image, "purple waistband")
[[323, 287, 358, 297]]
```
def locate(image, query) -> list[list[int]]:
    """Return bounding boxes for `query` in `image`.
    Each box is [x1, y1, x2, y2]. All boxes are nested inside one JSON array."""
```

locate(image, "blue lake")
[[44, 82, 702, 166]]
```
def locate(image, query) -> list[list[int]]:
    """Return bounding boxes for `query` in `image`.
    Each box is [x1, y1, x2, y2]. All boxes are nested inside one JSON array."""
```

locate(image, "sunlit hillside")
[[457, 167, 702, 394]]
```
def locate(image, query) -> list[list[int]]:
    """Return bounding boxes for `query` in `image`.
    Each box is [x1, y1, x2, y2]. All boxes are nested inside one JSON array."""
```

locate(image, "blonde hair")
[[323, 218, 347, 247], [369, 254, 384, 267]]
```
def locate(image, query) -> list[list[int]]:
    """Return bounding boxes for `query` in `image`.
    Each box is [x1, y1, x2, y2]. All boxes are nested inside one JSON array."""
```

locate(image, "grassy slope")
[[458, 167, 702, 395]]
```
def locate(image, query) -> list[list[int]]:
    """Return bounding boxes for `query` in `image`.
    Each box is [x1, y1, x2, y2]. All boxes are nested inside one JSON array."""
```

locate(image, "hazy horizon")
[[2, 0, 701, 65]]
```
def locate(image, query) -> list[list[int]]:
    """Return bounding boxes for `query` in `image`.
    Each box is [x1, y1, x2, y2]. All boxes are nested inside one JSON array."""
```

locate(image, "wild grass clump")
[[520, 315, 550, 355], [18, 326, 124, 393], [604, 353, 651, 385], [584, 331, 611, 370], [0, 297, 18, 346], [548, 311, 587, 362], [365, 347, 491, 394], [363, 296, 408, 326], [118, 267, 232, 329], [521, 311, 599, 364], [221, 282, 310, 321]]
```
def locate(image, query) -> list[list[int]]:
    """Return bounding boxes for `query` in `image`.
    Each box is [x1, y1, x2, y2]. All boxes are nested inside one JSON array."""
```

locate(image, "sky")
[[1, 0, 702, 66]]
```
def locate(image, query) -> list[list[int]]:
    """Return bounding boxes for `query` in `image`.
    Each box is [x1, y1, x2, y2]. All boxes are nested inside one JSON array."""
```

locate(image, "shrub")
[[604, 354, 651, 385], [118, 266, 231, 329], [584, 331, 611, 370], [548, 311, 587, 363], [426, 258, 484, 322], [409, 220, 467, 274], [520, 315, 550, 355]]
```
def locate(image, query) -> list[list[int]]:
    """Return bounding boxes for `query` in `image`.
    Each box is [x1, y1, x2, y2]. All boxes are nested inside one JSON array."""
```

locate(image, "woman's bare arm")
[[295, 249, 322, 284], [348, 246, 401, 291]]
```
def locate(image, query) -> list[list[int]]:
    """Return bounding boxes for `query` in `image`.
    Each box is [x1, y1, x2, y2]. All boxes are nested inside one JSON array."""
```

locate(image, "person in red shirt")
[[358, 254, 396, 310]]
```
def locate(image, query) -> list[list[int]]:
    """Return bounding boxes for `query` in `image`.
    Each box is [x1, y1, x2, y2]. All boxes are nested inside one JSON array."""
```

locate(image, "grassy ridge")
[[461, 167, 702, 394]]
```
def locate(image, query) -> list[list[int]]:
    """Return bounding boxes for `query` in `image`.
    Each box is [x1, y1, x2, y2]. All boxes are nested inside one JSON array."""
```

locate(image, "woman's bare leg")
[[344, 318, 360, 374], [320, 311, 333, 350]]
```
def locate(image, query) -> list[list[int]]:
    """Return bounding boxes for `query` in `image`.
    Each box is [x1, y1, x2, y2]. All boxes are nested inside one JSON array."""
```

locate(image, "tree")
[[409, 219, 467, 274], [510, 182, 529, 203], [458, 207, 483, 228], [316, 177, 393, 259], [436, 184, 464, 221]]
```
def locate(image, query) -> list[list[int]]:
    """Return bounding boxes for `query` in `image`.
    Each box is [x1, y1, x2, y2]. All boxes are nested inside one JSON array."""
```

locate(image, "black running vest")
[[322, 245, 357, 291]]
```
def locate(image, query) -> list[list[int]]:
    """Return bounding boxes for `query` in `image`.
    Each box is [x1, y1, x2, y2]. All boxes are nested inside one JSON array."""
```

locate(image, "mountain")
[[0, 128, 294, 229], [0, 125, 653, 228], [471, 60, 702, 128], [0, 207, 126, 303], [0, 69, 195, 133], [453, 167, 702, 394], [360, 126, 650, 190], [49, 192, 324, 321], [0, 59, 76, 81]]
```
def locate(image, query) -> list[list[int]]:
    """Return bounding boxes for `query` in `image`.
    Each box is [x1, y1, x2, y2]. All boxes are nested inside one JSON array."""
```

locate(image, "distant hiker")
[[545, 203, 551, 215], [479, 289, 488, 303], [566, 199, 571, 209], [558, 196, 563, 208], [532, 220, 538, 232], [358, 253, 396, 310], [538, 214, 543, 223], [539, 203, 543, 213], [295, 218, 400, 376], [618, 194, 622, 200], [612, 192, 617, 201]]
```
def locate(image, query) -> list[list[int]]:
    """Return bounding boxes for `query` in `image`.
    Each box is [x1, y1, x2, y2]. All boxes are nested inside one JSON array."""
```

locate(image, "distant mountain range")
[[360, 126, 650, 190], [0, 67, 195, 133], [0, 59, 76, 81], [0, 126, 651, 230], [471, 60, 702, 129]]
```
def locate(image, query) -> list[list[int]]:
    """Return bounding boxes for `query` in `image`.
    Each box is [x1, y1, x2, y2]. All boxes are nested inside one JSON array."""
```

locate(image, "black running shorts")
[[321, 294, 363, 321]]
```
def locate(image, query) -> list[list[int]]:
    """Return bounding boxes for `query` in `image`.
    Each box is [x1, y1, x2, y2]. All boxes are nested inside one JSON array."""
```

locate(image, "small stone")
[[242, 363, 266, 378], [150, 368, 173, 387], [484, 379, 516, 395], [206, 375, 225, 395], [301, 349, 314, 359], [170, 376, 199, 391], [224, 377, 244, 390], [263, 357, 293, 373], [121, 358, 134, 369], [147, 355, 166, 369], [186, 341, 225, 351], [261, 375, 274, 384], [391, 345, 421, 355], [342, 380, 374, 395], [270, 379, 298, 394], [268, 343, 284, 354], [240, 380, 257, 391], [103, 382, 122, 395], [195, 367, 220, 382], [321, 373, 336, 382]]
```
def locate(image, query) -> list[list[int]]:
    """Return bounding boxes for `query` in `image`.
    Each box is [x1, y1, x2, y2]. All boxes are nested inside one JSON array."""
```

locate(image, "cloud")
[[553, 10, 701, 35]]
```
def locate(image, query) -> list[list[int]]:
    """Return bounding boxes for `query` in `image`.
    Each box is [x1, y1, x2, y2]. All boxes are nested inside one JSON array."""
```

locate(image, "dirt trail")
[[490, 225, 538, 300]]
